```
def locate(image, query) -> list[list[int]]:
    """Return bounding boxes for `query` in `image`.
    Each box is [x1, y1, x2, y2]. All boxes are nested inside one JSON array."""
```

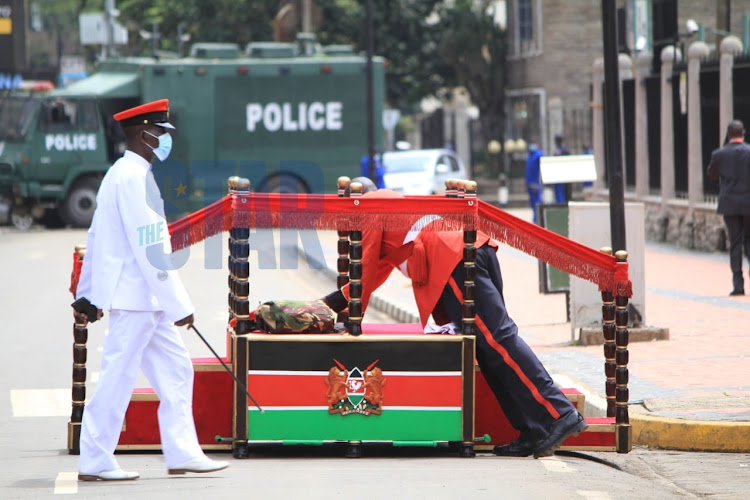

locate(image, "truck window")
[[79, 100, 99, 131], [40, 99, 77, 132], [0, 96, 38, 139]]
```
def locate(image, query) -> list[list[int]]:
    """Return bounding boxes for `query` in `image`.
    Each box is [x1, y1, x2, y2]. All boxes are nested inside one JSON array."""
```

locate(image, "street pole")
[[365, 0, 376, 181], [601, 0, 627, 252]]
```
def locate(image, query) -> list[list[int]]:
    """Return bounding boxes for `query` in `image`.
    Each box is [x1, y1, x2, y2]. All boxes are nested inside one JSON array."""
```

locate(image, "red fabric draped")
[[168, 195, 233, 252], [165, 193, 631, 296], [476, 202, 631, 297], [69, 251, 83, 297], [230, 193, 478, 232]]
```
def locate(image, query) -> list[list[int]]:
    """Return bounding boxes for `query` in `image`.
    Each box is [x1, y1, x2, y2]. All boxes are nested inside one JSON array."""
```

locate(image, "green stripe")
[[248, 409, 462, 441]]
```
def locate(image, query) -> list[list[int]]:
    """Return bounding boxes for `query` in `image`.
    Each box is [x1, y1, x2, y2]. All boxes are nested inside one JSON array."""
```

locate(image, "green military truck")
[[0, 40, 385, 228]]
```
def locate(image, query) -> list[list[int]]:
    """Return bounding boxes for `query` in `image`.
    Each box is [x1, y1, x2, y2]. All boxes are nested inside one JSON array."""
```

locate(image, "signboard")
[[540, 154, 597, 184], [79, 12, 128, 45], [0, 1, 25, 73]]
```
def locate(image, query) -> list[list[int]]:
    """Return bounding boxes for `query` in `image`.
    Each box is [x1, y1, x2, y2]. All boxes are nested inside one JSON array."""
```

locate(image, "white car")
[[382, 149, 467, 195]]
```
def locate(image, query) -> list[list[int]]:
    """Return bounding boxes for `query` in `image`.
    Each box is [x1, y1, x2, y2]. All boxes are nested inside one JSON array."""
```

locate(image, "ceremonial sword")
[[189, 324, 264, 413]]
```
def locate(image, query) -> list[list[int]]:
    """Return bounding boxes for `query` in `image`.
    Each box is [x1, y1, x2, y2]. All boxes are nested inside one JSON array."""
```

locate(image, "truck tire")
[[61, 177, 100, 228], [262, 174, 308, 194]]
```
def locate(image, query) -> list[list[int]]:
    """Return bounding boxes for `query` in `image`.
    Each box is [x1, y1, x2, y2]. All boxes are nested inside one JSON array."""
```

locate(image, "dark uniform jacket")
[[707, 141, 750, 215]]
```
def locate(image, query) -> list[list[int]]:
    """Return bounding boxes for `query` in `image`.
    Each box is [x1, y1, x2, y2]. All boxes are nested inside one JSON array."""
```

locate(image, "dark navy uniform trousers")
[[439, 244, 575, 440]]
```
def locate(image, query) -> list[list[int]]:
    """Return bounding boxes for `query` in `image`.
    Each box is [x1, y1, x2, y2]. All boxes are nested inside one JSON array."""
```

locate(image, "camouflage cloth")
[[255, 299, 336, 334]]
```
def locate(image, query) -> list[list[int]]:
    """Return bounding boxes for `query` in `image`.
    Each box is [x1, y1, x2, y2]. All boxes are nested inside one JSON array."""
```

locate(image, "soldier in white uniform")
[[73, 99, 228, 481]]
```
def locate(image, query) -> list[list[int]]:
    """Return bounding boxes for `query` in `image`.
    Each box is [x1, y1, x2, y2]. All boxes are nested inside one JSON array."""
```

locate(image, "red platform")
[[116, 323, 625, 454]]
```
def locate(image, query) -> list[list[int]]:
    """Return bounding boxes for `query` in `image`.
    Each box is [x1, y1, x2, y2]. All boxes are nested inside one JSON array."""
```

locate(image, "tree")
[[435, 0, 506, 169], [116, 0, 279, 54], [315, 0, 454, 113]]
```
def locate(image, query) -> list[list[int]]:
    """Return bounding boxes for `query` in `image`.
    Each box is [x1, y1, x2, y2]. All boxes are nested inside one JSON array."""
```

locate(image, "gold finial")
[[600, 247, 613, 255], [464, 180, 477, 192], [614, 250, 628, 261], [337, 176, 351, 188], [237, 178, 251, 190], [227, 176, 240, 189], [349, 181, 363, 196]]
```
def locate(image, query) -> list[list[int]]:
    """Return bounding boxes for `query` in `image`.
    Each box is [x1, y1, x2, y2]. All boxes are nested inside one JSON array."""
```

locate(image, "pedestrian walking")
[[707, 120, 750, 296], [525, 143, 544, 224], [72, 99, 229, 481]]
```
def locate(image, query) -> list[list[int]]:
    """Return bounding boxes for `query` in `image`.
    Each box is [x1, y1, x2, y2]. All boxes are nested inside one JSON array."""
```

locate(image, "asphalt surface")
[[1, 222, 749, 498]]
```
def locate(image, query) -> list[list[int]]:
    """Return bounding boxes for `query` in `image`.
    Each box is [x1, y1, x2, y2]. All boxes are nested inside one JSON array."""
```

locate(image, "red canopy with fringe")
[[167, 192, 631, 297]]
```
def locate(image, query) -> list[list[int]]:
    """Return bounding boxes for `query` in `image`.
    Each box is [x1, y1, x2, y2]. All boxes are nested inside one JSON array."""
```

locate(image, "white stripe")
[[10, 389, 70, 417], [54, 472, 78, 495], [577, 491, 612, 500], [540, 457, 577, 473], [249, 406, 461, 411], [247, 370, 462, 377]]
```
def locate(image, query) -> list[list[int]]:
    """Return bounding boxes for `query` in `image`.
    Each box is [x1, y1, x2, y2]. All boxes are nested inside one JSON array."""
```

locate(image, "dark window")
[[40, 100, 77, 132], [518, 0, 533, 42], [79, 100, 99, 132]]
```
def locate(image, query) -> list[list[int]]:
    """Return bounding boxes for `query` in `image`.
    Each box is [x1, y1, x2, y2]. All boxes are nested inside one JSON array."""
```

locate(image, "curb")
[[300, 244, 750, 453], [552, 376, 750, 453], [629, 414, 750, 452]]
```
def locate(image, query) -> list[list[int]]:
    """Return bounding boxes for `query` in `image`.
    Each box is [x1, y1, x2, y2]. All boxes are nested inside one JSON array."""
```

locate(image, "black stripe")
[[246, 338, 463, 371]]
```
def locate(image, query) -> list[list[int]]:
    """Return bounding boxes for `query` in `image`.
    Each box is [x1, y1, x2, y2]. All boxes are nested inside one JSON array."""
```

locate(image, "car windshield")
[[0, 95, 39, 139], [383, 154, 431, 173]]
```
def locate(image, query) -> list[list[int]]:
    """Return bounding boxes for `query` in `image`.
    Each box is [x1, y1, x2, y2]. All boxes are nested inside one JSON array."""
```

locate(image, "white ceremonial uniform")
[[76, 150, 204, 474]]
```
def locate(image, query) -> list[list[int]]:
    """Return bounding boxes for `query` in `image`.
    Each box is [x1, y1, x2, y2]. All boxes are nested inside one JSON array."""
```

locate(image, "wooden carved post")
[[69, 245, 87, 454], [600, 247, 616, 418], [347, 181, 364, 336], [461, 181, 477, 336], [336, 176, 351, 290], [614, 251, 631, 427], [229, 177, 252, 335]]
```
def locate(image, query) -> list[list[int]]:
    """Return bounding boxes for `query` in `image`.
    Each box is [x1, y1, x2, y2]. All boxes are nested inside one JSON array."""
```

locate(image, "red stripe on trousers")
[[447, 277, 560, 419]]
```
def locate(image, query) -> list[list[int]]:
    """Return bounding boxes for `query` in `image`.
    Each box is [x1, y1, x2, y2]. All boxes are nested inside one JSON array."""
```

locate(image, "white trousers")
[[78, 310, 204, 473]]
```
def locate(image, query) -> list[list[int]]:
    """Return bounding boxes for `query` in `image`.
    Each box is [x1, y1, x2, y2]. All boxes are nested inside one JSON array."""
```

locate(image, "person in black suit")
[[707, 120, 750, 296]]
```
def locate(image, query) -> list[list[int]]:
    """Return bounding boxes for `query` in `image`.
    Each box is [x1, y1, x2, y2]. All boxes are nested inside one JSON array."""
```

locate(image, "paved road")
[[0, 226, 748, 499]]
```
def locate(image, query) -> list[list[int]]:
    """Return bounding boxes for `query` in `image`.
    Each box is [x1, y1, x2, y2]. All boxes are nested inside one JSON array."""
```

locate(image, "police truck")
[[0, 39, 385, 228]]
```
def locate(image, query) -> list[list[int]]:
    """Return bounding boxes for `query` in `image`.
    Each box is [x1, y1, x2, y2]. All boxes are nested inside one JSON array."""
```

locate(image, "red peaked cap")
[[113, 99, 175, 129]]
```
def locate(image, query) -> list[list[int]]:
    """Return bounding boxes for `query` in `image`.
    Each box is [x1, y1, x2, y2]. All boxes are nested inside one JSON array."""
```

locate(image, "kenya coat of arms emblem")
[[325, 359, 386, 415]]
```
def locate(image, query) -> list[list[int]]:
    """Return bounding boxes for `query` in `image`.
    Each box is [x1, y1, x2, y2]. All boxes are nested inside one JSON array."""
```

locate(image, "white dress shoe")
[[168, 457, 229, 475], [78, 469, 140, 481]]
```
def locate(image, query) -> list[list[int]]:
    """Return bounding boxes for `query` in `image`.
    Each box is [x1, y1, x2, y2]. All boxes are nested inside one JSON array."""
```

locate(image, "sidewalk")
[[300, 205, 750, 453]]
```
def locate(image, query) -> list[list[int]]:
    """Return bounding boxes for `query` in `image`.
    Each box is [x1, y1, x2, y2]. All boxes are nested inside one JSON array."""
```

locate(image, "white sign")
[[79, 12, 128, 45], [60, 55, 86, 75], [382, 109, 400, 130], [246, 102, 343, 132], [45, 134, 98, 152], [540, 155, 597, 184], [0, 6, 11, 18]]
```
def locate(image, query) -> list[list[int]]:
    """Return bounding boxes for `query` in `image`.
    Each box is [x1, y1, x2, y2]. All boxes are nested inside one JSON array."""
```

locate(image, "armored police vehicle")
[[0, 39, 385, 228]]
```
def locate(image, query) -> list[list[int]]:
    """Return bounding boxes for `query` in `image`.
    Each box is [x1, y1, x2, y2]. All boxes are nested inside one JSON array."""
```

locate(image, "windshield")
[[0, 96, 39, 139], [383, 154, 431, 174]]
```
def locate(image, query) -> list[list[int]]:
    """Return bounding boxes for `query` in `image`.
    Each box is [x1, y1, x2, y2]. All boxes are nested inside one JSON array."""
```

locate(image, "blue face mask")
[[144, 130, 173, 161]]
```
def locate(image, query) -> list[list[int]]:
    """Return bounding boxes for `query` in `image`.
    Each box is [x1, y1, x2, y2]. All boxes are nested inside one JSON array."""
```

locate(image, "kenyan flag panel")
[[242, 335, 472, 442]]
